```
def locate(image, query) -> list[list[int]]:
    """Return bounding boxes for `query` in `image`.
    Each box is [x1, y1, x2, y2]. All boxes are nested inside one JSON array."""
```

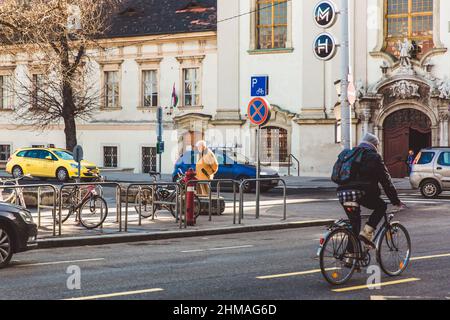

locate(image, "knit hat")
[[361, 132, 380, 147]]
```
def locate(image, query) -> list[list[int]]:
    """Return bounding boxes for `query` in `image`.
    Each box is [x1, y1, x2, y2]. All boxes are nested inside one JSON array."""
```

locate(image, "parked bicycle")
[[0, 175, 32, 208], [134, 170, 201, 219], [318, 203, 411, 285], [57, 174, 108, 229]]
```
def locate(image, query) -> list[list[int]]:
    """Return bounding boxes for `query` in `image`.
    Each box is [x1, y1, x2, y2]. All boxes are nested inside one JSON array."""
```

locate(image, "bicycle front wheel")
[[376, 222, 411, 276], [79, 195, 108, 230], [319, 228, 359, 285]]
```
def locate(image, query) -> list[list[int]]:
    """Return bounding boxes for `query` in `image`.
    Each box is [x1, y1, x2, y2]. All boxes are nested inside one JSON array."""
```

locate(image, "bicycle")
[[58, 174, 108, 230], [134, 170, 201, 219], [0, 175, 31, 208], [318, 202, 411, 285]]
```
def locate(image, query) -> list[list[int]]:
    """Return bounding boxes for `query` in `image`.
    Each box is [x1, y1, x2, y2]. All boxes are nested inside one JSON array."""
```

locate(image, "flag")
[[172, 83, 179, 108]]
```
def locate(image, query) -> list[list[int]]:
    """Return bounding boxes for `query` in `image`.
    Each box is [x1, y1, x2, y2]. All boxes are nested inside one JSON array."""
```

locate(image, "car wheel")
[[238, 176, 252, 193], [56, 168, 69, 182], [420, 180, 441, 199], [12, 166, 23, 179], [0, 224, 13, 269]]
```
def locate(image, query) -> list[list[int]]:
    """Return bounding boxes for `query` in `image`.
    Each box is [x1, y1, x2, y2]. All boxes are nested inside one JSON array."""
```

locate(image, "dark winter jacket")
[[337, 143, 401, 205]]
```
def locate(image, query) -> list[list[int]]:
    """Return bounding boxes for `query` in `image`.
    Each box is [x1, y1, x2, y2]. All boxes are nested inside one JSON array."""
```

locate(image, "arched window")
[[256, 0, 288, 49], [260, 126, 289, 163], [385, 0, 433, 60]]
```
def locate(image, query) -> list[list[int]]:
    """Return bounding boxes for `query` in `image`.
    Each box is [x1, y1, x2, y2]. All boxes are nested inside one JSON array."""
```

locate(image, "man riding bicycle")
[[335, 133, 406, 248]]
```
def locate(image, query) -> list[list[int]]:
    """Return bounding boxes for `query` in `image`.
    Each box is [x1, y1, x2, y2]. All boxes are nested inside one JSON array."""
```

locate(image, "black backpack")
[[331, 147, 365, 185]]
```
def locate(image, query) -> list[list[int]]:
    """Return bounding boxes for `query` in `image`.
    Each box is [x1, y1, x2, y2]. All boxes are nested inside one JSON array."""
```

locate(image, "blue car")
[[173, 149, 280, 192]]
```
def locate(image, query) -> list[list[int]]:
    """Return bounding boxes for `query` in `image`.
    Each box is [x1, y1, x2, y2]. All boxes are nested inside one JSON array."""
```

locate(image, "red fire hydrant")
[[184, 168, 197, 226]]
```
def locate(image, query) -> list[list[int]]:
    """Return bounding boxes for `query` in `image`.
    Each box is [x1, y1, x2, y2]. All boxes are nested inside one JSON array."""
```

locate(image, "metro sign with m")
[[314, 1, 337, 28]]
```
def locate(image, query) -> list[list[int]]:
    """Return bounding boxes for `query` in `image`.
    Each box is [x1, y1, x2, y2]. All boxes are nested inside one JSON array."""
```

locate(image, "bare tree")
[[0, 0, 121, 151]]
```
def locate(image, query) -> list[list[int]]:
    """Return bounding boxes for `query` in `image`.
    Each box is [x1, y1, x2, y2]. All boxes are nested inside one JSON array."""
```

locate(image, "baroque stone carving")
[[389, 80, 420, 99], [356, 79, 366, 99], [398, 39, 412, 68], [437, 78, 450, 99]]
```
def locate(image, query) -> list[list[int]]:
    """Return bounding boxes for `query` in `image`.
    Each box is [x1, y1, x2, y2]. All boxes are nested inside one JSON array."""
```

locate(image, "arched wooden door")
[[384, 109, 431, 178]]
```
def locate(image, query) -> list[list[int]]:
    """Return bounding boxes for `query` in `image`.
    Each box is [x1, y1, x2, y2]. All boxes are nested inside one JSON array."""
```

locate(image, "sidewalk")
[[0, 169, 412, 190], [34, 194, 340, 249], [99, 171, 412, 190]]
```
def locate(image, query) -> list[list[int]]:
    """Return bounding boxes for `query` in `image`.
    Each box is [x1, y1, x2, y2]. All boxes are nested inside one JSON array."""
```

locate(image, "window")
[[260, 127, 289, 163], [385, 0, 433, 59], [0, 145, 10, 162], [438, 152, 450, 166], [103, 146, 118, 168], [32, 74, 44, 109], [256, 0, 288, 49], [104, 71, 120, 109], [183, 68, 200, 107], [142, 147, 157, 173], [416, 151, 434, 164], [142, 70, 158, 107], [0, 75, 13, 110]]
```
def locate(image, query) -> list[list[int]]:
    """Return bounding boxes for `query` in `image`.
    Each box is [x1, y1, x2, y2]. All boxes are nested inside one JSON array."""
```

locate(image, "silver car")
[[410, 147, 450, 198]]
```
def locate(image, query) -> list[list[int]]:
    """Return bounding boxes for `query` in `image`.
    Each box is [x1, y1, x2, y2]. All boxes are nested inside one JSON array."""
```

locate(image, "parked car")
[[0, 202, 38, 268], [6, 148, 100, 182], [173, 149, 280, 192], [410, 147, 450, 198]]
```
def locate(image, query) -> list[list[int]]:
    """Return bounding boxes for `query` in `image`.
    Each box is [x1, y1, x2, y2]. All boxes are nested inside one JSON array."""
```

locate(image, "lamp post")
[[340, 0, 351, 150]]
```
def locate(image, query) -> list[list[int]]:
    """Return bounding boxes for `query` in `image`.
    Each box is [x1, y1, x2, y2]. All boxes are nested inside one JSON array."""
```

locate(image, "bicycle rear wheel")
[[134, 187, 154, 218], [319, 228, 359, 285], [376, 222, 411, 276], [79, 195, 108, 230]]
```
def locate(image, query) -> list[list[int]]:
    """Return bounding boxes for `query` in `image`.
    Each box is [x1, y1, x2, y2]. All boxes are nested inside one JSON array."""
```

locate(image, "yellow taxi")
[[6, 147, 100, 182]]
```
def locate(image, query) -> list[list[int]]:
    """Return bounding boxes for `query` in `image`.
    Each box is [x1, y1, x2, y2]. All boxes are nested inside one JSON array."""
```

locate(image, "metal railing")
[[238, 178, 287, 224], [59, 182, 123, 232], [210, 179, 240, 224], [288, 154, 300, 177], [124, 182, 181, 231], [0, 184, 60, 236]]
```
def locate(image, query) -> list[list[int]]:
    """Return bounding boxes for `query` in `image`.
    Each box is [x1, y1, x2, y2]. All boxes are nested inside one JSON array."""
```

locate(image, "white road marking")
[[181, 245, 254, 253], [16, 258, 105, 267], [64, 288, 164, 300], [208, 245, 254, 251]]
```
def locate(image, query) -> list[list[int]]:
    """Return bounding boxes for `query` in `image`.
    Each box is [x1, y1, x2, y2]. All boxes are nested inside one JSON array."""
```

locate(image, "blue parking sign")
[[251, 76, 269, 97]]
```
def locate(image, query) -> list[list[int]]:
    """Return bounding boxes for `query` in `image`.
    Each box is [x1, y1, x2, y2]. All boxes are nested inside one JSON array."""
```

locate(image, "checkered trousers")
[[337, 190, 365, 205]]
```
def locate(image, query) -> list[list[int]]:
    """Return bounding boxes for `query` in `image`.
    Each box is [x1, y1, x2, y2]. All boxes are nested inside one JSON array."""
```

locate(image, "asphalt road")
[[2, 189, 450, 300]]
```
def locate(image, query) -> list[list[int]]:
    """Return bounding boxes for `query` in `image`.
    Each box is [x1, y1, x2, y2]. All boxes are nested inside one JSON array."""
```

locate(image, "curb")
[[36, 219, 334, 249]]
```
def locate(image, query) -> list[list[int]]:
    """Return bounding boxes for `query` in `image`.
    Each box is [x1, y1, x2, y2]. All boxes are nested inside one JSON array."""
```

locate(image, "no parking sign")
[[247, 97, 271, 126]]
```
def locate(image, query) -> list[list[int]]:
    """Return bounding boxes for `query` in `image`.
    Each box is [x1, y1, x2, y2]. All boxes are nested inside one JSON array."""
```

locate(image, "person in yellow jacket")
[[195, 140, 218, 196]]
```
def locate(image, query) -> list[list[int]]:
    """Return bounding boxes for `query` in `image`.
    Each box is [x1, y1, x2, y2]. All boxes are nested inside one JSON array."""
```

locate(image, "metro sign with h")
[[251, 76, 269, 97]]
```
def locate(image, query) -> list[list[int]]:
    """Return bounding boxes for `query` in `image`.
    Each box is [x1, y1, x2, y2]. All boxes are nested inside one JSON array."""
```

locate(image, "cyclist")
[[336, 133, 406, 248]]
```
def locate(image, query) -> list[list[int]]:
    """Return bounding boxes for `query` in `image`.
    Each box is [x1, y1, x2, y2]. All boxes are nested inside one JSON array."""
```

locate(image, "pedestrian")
[[406, 150, 415, 176], [195, 140, 218, 196]]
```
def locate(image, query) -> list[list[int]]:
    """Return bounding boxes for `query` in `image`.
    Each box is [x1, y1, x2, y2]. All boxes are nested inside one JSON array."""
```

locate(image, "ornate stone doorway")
[[383, 108, 432, 178]]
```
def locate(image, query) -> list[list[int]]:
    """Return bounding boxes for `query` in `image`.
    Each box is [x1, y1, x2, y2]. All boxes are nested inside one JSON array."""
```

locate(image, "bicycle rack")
[[124, 182, 181, 231], [211, 179, 239, 224], [0, 184, 59, 236], [59, 182, 123, 233], [238, 178, 287, 224]]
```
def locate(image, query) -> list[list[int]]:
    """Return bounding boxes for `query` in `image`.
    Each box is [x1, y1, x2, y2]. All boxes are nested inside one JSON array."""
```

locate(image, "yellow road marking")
[[332, 278, 420, 293], [256, 252, 450, 281], [64, 288, 164, 300], [257, 268, 337, 280], [411, 253, 450, 261]]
